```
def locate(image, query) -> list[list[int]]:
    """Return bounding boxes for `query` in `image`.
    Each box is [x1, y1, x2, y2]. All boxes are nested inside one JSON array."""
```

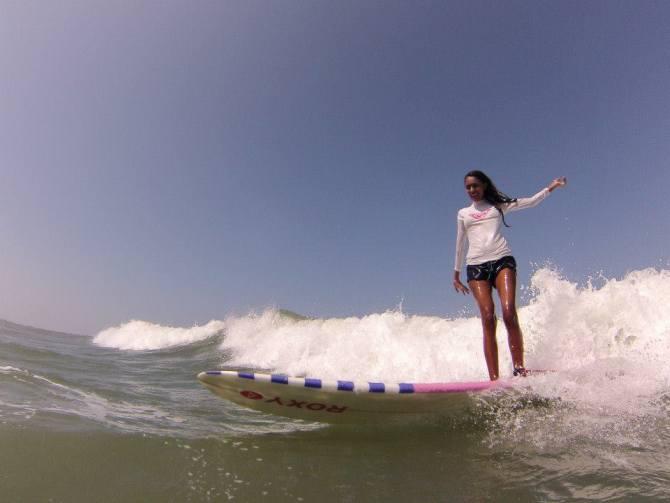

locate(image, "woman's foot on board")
[[513, 367, 528, 377]]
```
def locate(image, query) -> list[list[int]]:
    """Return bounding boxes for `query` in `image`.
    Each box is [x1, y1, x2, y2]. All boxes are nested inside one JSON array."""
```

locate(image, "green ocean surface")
[[2, 266, 670, 502]]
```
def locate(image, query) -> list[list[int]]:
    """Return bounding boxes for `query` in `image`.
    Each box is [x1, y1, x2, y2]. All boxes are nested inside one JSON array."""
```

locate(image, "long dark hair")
[[465, 170, 517, 227]]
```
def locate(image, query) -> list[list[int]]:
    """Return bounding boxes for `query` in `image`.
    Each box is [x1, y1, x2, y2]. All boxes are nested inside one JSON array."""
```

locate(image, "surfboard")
[[197, 370, 519, 424]]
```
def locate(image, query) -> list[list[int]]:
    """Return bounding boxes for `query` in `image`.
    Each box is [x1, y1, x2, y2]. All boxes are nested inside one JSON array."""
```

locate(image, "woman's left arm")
[[505, 177, 567, 213], [547, 177, 567, 192]]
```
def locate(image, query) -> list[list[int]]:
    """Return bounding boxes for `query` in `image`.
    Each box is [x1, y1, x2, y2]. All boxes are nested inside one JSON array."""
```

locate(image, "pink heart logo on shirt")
[[470, 208, 492, 220]]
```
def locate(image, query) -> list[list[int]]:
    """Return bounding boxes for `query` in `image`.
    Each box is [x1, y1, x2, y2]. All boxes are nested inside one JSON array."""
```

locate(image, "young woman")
[[453, 171, 567, 380]]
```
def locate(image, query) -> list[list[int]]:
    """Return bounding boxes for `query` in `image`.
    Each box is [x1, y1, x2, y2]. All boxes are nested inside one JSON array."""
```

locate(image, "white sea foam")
[[0, 365, 27, 375], [25, 265, 670, 444], [92, 267, 670, 392], [220, 267, 670, 391], [221, 309, 484, 382], [1, 365, 190, 434], [93, 319, 225, 350]]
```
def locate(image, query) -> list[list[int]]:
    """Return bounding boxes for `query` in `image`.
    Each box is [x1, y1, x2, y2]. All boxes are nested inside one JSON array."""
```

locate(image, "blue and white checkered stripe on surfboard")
[[203, 370, 416, 394]]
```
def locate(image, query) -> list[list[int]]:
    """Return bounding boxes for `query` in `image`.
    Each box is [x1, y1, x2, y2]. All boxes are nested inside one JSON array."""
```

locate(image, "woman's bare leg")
[[495, 268, 524, 370], [469, 280, 499, 380]]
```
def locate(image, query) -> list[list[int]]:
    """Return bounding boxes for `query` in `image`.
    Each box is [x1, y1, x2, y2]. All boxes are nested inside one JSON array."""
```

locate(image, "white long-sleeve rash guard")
[[454, 188, 550, 272]]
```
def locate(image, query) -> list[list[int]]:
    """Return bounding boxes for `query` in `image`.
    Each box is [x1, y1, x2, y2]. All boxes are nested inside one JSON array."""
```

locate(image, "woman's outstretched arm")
[[504, 177, 567, 213]]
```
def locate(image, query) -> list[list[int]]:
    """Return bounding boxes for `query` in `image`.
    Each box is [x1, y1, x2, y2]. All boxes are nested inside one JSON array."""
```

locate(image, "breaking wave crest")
[[93, 319, 225, 351]]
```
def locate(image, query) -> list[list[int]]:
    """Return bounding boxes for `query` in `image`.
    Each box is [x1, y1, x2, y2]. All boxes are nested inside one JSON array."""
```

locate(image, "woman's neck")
[[472, 199, 492, 209]]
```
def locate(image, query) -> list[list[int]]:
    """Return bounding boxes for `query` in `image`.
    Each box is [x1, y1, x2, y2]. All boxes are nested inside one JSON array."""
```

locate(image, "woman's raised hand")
[[548, 177, 567, 191]]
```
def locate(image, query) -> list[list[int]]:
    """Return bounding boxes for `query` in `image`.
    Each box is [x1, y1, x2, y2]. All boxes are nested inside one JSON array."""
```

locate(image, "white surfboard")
[[197, 369, 519, 423]]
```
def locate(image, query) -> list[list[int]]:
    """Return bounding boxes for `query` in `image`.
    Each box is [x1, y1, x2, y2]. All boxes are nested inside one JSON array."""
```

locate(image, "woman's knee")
[[501, 306, 518, 326], [479, 307, 496, 326]]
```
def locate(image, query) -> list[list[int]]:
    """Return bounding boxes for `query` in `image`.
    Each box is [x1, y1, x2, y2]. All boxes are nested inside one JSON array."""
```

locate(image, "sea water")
[[1, 267, 669, 501]]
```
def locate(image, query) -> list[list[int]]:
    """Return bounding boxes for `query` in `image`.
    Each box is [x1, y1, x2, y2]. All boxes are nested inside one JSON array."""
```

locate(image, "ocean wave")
[[91, 267, 670, 383], [0, 364, 190, 433], [89, 266, 670, 400], [220, 308, 482, 382], [216, 267, 670, 385], [93, 319, 225, 351]]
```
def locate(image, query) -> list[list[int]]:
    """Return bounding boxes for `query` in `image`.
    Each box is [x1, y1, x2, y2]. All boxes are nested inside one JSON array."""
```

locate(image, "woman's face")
[[464, 176, 486, 202]]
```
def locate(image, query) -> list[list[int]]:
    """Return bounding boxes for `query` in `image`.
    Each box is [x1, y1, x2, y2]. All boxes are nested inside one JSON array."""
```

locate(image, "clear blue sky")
[[1, 1, 668, 335]]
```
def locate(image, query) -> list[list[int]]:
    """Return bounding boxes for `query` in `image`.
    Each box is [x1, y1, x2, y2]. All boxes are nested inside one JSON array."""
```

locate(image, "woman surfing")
[[453, 171, 567, 380]]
